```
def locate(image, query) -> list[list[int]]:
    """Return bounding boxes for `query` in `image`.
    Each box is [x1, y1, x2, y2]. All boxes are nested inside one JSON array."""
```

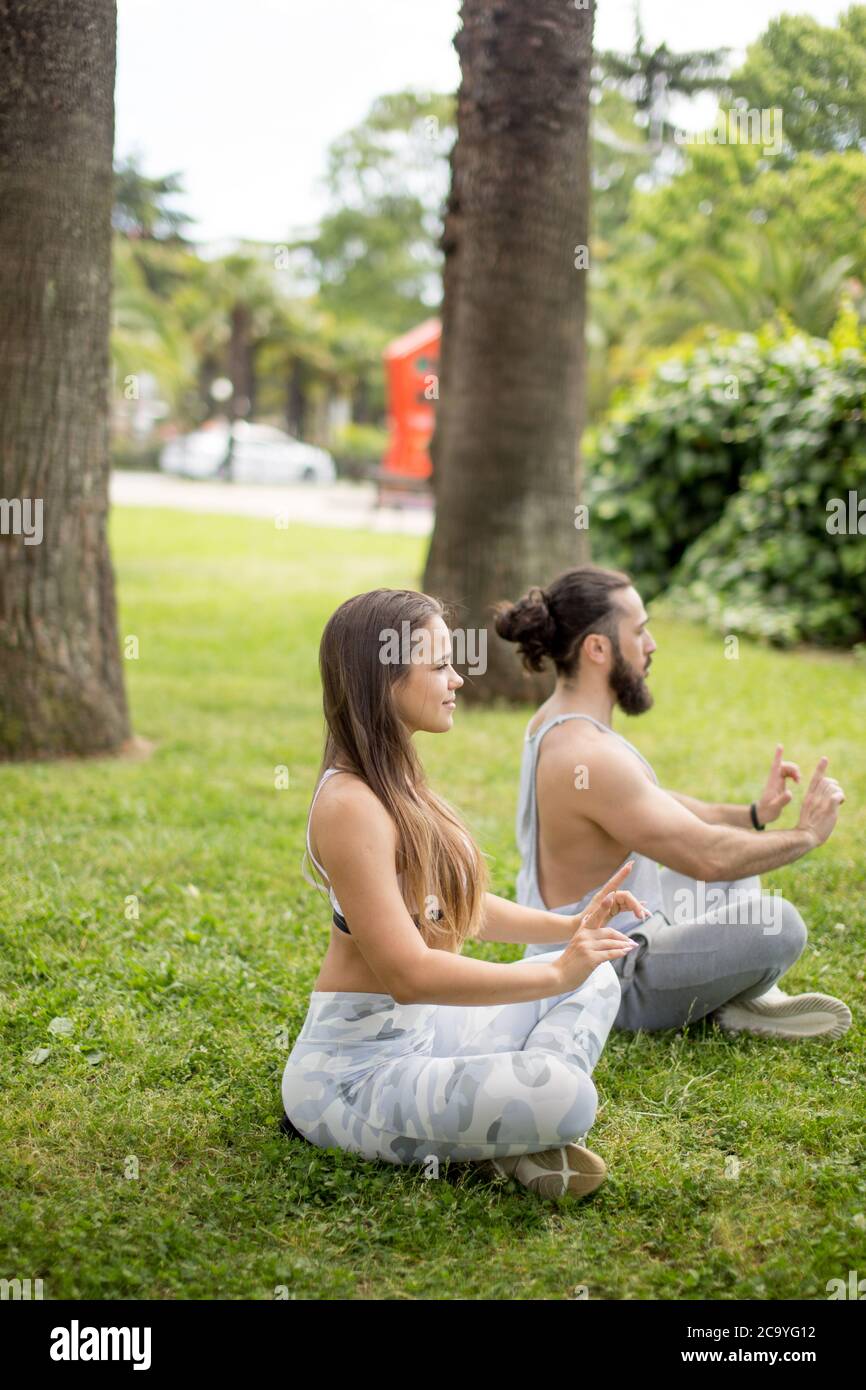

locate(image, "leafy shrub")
[[587, 322, 866, 647], [586, 333, 772, 598], [667, 342, 866, 646]]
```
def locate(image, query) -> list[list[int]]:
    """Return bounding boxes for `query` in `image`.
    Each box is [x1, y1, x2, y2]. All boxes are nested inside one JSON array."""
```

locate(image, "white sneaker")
[[478, 1144, 607, 1200], [714, 986, 852, 1040], [751, 984, 788, 1003]]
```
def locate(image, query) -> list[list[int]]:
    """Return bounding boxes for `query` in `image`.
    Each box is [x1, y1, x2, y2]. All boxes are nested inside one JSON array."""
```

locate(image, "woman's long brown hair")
[[305, 588, 488, 950]]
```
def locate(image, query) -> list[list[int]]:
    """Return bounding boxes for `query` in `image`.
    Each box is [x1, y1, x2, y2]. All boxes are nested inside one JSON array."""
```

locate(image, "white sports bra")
[[305, 767, 431, 937], [305, 767, 347, 914], [303, 766, 463, 935]]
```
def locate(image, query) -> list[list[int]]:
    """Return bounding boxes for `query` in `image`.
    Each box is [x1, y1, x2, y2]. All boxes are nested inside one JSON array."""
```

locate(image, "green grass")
[[1, 506, 864, 1300]]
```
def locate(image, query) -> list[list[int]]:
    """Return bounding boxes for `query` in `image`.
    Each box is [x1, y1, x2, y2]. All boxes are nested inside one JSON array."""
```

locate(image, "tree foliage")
[[729, 6, 866, 157], [587, 321, 866, 648]]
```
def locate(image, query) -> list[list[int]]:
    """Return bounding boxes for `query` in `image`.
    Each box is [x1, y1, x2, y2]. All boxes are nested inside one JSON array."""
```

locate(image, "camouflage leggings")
[[281, 951, 621, 1166]]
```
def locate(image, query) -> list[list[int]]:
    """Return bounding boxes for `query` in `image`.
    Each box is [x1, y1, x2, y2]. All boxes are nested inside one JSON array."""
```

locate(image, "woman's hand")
[[564, 861, 650, 937], [550, 862, 650, 993]]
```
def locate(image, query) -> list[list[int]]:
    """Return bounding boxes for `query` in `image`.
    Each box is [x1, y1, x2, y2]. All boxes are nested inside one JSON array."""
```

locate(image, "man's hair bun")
[[492, 586, 558, 673], [494, 565, 634, 678]]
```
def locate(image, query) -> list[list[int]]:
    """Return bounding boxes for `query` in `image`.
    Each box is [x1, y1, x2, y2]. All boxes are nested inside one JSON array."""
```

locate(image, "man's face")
[[608, 586, 656, 715]]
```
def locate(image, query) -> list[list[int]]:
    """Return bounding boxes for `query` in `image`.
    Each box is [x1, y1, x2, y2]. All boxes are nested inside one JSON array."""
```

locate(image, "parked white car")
[[159, 421, 336, 485]]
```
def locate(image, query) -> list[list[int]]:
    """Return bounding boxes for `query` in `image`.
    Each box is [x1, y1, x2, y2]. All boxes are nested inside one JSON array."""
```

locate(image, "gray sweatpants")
[[548, 869, 808, 1033]]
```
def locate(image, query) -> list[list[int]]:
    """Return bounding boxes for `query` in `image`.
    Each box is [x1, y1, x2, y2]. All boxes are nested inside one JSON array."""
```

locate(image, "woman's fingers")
[[587, 933, 638, 955], [586, 861, 634, 909], [582, 887, 648, 931], [612, 890, 650, 919], [592, 940, 638, 959], [580, 893, 614, 929], [575, 918, 637, 944], [595, 924, 639, 944]]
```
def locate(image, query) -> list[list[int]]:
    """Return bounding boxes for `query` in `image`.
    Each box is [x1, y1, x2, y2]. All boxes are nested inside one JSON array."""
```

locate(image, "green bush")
[[588, 323, 866, 647], [586, 333, 771, 598], [667, 344, 866, 647]]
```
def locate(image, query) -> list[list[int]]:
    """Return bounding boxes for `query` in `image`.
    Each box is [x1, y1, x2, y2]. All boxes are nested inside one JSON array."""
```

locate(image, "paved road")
[[110, 470, 434, 536]]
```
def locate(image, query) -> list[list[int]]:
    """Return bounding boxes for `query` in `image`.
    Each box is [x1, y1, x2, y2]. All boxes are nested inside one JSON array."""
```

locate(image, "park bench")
[[369, 466, 433, 511]]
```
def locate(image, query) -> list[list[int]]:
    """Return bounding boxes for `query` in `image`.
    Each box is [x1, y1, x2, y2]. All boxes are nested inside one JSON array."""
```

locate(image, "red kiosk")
[[378, 317, 441, 506]]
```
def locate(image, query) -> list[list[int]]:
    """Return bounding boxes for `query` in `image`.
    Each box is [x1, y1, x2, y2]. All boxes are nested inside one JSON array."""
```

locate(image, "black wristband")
[[750, 801, 765, 831]]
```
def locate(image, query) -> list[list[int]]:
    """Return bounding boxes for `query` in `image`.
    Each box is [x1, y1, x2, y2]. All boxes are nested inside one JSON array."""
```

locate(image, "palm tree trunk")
[[286, 359, 308, 439], [229, 302, 254, 420], [352, 374, 371, 424], [423, 0, 593, 703], [0, 0, 131, 759]]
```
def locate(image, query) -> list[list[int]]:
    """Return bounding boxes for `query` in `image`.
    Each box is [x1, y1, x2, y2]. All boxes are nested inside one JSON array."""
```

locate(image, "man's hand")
[[796, 756, 845, 847], [756, 743, 802, 824]]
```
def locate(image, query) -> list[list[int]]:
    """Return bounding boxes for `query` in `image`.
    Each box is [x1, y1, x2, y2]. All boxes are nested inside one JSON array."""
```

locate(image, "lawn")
[[1, 506, 864, 1300]]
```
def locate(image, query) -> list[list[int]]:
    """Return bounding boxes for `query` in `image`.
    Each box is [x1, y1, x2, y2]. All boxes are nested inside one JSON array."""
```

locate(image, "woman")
[[281, 588, 649, 1201]]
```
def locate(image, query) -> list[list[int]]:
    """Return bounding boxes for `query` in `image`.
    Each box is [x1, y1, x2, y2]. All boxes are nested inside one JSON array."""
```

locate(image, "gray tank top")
[[516, 712, 664, 956]]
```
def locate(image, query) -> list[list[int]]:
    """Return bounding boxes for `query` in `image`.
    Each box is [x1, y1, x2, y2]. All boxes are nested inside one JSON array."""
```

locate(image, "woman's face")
[[391, 615, 463, 734]]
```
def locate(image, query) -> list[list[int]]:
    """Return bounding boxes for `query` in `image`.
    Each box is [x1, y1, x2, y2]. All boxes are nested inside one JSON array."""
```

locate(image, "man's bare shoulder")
[[538, 719, 649, 793]]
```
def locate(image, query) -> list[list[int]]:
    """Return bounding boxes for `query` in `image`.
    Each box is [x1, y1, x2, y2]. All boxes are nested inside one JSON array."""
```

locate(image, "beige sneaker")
[[714, 986, 852, 1040], [477, 1144, 607, 1200]]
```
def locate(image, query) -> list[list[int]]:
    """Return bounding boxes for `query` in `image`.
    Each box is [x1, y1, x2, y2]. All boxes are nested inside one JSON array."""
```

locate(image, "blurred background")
[[108, 0, 866, 655]]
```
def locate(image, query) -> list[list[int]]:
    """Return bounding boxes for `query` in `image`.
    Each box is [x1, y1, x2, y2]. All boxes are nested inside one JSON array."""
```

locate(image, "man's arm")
[[582, 747, 843, 882], [667, 791, 753, 828], [666, 745, 803, 829]]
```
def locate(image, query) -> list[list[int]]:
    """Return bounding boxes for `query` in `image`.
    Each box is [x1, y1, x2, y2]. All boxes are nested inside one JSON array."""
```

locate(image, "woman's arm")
[[477, 892, 584, 944], [478, 867, 649, 945], [312, 779, 620, 1006]]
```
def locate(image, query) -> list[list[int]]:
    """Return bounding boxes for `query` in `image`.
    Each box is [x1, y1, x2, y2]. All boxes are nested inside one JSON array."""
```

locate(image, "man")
[[493, 564, 852, 1040]]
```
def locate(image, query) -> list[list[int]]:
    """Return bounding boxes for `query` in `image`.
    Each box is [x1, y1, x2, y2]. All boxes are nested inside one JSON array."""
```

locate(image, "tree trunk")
[[423, 0, 593, 704], [199, 356, 217, 418], [286, 359, 307, 439], [228, 302, 254, 420], [0, 0, 131, 759], [352, 373, 371, 424]]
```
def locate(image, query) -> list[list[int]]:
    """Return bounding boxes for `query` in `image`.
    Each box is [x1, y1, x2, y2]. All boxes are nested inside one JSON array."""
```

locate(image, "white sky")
[[115, 0, 847, 246]]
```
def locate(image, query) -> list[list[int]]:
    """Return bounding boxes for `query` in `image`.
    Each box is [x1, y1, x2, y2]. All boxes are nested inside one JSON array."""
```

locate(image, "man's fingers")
[[807, 756, 829, 794], [814, 778, 843, 798], [780, 761, 800, 781], [772, 743, 783, 769]]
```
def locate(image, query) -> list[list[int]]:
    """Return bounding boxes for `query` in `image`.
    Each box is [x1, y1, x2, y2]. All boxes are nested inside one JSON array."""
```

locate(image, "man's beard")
[[609, 636, 653, 715]]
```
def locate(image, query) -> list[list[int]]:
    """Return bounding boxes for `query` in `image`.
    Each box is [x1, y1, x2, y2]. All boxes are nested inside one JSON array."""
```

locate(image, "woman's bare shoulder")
[[312, 772, 396, 846]]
